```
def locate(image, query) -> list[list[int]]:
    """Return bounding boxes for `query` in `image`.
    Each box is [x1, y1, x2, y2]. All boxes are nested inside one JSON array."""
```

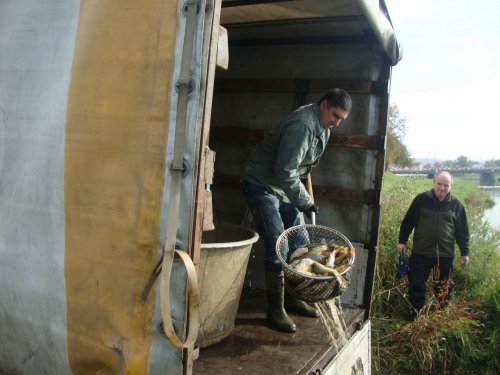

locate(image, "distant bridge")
[[392, 168, 500, 175], [391, 168, 499, 185]]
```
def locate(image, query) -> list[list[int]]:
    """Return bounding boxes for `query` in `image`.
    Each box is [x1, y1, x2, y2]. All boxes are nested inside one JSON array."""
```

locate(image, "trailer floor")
[[193, 286, 365, 375]]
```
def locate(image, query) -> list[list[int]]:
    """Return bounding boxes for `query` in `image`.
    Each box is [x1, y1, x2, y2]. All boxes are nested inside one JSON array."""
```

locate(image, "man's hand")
[[303, 204, 319, 219], [460, 256, 469, 267], [396, 243, 406, 254]]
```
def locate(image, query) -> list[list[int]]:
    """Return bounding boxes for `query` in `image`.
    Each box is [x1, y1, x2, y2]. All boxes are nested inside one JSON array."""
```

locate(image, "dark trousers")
[[243, 181, 302, 272], [408, 253, 454, 311]]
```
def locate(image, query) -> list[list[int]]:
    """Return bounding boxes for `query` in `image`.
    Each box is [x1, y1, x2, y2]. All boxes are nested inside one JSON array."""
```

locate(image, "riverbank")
[[372, 172, 500, 374], [383, 171, 495, 207]]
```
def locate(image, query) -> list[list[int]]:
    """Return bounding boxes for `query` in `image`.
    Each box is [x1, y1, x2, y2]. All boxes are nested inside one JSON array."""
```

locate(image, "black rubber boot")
[[408, 307, 421, 321], [265, 271, 296, 333], [285, 283, 319, 318]]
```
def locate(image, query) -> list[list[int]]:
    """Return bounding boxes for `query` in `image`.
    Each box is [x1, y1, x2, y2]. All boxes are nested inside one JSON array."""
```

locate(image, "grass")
[[372, 172, 500, 374]]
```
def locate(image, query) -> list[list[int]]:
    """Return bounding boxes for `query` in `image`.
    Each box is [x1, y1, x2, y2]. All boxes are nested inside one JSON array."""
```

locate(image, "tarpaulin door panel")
[[64, 0, 195, 373]]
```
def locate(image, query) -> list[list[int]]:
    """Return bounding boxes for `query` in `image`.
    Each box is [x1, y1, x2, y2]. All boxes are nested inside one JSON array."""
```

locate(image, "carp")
[[288, 238, 354, 276], [306, 243, 329, 255], [288, 247, 309, 262], [289, 258, 316, 276]]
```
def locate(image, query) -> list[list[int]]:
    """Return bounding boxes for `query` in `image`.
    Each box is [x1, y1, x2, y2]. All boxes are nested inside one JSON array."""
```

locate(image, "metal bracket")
[[182, 0, 201, 16]]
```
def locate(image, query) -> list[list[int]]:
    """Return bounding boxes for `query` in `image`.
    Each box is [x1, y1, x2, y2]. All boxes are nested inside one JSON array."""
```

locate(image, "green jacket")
[[398, 189, 470, 258], [243, 103, 329, 211]]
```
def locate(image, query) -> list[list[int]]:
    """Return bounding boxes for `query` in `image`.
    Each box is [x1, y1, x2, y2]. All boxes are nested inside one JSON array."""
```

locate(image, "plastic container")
[[197, 222, 259, 347]]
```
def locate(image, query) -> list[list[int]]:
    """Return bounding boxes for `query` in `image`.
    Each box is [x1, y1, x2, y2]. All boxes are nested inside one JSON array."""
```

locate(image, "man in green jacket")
[[397, 171, 470, 319], [243, 89, 352, 332]]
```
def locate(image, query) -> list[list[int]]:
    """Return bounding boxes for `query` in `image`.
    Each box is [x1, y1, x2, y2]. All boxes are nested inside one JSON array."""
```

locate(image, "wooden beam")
[[313, 185, 378, 205], [329, 134, 384, 150], [221, 0, 291, 8], [210, 127, 264, 141], [228, 35, 371, 47], [214, 78, 383, 95], [210, 127, 384, 151], [213, 174, 379, 205]]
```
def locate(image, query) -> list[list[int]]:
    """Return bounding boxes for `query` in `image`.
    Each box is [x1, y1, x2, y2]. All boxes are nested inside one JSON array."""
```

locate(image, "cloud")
[[386, 0, 444, 25], [386, 0, 500, 161]]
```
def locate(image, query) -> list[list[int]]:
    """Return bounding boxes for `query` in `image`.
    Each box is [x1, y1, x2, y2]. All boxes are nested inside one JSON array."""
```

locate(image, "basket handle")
[[306, 174, 316, 225]]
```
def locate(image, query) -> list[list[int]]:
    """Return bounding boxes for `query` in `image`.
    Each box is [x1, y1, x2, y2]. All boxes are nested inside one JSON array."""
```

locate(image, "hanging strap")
[[160, 249, 200, 348], [159, 0, 200, 349]]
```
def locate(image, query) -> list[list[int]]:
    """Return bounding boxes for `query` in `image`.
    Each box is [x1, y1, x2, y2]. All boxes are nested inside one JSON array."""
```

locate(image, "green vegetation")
[[372, 172, 500, 374], [385, 104, 412, 170]]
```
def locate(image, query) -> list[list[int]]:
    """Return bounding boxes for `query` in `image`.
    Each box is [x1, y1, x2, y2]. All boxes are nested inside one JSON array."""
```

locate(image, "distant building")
[[410, 162, 421, 171]]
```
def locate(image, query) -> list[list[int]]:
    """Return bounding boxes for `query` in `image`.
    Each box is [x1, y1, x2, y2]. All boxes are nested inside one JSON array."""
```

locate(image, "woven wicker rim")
[[276, 224, 355, 280]]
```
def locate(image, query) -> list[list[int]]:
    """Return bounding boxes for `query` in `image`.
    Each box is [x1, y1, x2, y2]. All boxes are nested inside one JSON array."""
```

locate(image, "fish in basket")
[[275, 224, 355, 303]]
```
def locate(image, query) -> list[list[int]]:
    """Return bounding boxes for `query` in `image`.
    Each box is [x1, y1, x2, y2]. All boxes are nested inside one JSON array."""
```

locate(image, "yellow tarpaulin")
[[65, 1, 179, 373]]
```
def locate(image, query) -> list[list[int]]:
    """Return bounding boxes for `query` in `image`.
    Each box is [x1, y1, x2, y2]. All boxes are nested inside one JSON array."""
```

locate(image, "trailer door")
[[0, 0, 224, 374]]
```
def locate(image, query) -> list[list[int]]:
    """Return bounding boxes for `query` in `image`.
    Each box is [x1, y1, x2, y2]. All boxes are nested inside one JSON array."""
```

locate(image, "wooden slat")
[[215, 79, 295, 92], [210, 127, 384, 150], [214, 174, 379, 205], [221, 0, 291, 8], [214, 78, 382, 94], [308, 79, 383, 95], [227, 35, 371, 47], [329, 134, 384, 150], [210, 127, 264, 141], [313, 185, 378, 205]]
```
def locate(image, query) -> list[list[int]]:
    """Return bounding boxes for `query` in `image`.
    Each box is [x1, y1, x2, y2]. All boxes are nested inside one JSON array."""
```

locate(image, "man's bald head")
[[433, 171, 453, 201]]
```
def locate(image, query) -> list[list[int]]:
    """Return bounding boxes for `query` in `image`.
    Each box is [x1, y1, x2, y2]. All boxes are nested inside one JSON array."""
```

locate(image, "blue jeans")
[[408, 253, 454, 311], [243, 181, 303, 272]]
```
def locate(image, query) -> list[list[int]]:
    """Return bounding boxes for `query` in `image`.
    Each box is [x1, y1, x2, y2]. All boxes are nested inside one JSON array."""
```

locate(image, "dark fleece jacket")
[[398, 189, 469, 258]]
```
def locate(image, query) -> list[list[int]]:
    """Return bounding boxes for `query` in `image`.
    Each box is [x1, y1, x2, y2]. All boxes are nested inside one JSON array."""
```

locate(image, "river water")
[[483, 188, 500, 229]]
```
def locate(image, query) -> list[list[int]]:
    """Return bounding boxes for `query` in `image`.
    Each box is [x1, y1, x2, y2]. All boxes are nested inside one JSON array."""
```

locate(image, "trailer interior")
[[193, 0, 401, 373]]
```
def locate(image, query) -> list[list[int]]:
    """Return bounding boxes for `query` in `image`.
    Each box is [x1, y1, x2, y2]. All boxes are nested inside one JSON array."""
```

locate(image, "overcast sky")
[[385, 0, 500, 162]]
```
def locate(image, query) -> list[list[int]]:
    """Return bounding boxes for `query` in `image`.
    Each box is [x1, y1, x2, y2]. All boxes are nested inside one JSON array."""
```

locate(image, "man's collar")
[[311, 103, 327, 136]]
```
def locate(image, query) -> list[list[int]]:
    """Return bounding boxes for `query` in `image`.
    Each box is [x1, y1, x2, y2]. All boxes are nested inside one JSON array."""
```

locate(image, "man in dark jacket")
[[397, 171, 469, 319], [243, 89, 352, 332]]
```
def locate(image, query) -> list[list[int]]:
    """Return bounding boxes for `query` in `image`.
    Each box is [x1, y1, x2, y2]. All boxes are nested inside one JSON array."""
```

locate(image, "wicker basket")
[[276, 224, 355, 302]]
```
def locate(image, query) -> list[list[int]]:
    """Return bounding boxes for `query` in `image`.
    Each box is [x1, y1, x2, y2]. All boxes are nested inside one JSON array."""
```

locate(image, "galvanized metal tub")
[[197, 222, 258, 347]]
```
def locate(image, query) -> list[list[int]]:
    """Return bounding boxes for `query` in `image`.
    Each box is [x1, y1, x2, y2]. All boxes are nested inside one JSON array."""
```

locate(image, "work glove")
[[303, 204, 319, 220]]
